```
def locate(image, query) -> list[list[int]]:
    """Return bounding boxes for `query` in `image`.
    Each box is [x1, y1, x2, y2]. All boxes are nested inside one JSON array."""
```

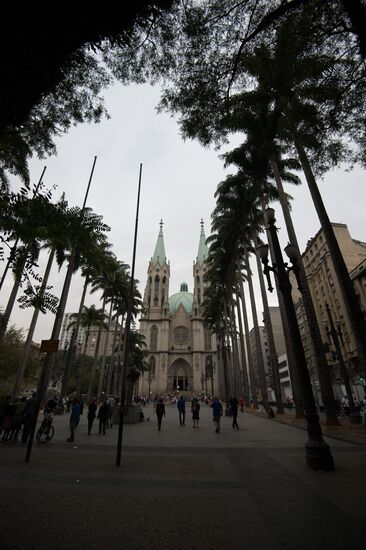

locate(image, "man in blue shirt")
[[177, 395, 186, 426], [211, 397, 223, 433], [67, 397, 81, 442]]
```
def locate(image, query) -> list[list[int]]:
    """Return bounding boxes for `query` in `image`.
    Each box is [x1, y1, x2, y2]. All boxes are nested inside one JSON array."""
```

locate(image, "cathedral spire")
[[196, 219, 208, 263], [152, 219, 166, 263]]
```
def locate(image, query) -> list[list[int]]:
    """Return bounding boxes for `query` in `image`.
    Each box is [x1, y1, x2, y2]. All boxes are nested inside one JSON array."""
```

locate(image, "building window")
[[204, 328, 211, 351], [150, 326, 158, 351], [149, 356, 156, 378], [174, 326, 189, 344], [155, 275, 160, 294]]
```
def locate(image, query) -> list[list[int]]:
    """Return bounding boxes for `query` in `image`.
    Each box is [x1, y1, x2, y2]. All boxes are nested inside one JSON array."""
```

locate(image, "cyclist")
[[43, 396, 57, 440]]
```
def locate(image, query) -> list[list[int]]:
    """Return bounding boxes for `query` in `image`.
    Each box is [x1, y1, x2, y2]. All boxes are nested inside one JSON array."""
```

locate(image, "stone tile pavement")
[[0, 404, 365, 550]]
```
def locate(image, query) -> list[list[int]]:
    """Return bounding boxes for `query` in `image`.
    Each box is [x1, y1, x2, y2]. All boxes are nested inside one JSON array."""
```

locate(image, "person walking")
[[21, 392, 37, 443], [230, 397, 239, 430], [97, 399, 110, 435], [211, 396, 223, 433], [11, 397, 26, 442], [107, 395, 116, 428], [239, 396, 245, 413], [177, 395, 186, 426], [155, 398, 165, 431], [191, 398, 200, 428], [1, 396, 16, 441], [87, 398, 97, 435], [67, 397, 81, 442]]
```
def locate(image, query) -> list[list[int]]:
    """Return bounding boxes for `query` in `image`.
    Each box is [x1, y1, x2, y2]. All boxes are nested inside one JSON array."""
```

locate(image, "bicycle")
[[36, 411, 55, 443]]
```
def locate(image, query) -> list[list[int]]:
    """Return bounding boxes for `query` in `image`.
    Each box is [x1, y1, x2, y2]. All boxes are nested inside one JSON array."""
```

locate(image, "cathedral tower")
[[139, 220, 218, 398], [143, 220, 170, 317]]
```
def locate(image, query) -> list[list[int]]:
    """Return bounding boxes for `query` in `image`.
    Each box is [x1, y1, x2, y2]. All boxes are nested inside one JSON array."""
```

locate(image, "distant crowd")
[[1, 390, 365, 443]]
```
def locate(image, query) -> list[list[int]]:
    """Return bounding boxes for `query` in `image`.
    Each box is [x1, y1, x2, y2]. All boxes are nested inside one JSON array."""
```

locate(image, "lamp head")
[[264, 207, 276, 224], [257, 243, 269, 261], [284, 242, 298, 261]]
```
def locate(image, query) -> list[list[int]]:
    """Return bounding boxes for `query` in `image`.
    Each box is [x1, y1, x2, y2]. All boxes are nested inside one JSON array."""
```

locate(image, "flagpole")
[[25, 157, 97, 463], [116, 163, 143, 467]]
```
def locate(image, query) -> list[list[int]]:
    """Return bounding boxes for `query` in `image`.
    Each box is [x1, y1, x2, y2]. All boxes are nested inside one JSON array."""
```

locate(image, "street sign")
[[39, 339, 59, 353]]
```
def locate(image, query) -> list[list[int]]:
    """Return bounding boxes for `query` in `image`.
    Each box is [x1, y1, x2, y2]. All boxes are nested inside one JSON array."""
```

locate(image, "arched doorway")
[[167, 359, 193, 393]]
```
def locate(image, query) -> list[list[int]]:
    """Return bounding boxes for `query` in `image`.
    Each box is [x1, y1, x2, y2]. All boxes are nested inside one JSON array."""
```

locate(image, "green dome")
[[169, 283, 194, 314]]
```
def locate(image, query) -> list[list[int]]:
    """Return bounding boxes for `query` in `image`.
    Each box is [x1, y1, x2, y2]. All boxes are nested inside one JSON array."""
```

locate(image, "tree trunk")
[[294, 137, 366, 379], [114, 314, 125, 396], [253, 235, 284, 414], [87, 296, 106, 399], [12, 248, 55, 399], [228, 296, 241, 396], [97, 315, 118, 395], [59, 275, 89, 404], [0, 256, 26, 343], [0, 238, 19, 293], [77, 328, 90, 393], [36, 249, 78, 422], [106, 314, 120, 395], [235, 286, 250, 402], [271, 156, 339, 425], [219, 324, 230, 407], [238, 271, 258, 407], [343, 0, 366, 60], [244, 250, 272, 416], [97, 299, 114, 399], [101, 300, 113, 395]]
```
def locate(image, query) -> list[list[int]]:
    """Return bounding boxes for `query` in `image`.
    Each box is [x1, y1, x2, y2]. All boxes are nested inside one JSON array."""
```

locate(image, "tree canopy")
[[0, 1, 173, 184]]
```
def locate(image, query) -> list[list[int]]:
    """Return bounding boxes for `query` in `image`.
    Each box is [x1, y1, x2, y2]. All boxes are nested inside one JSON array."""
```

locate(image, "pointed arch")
[[149, 355, 156, 378], [150, 325, 158, 352]]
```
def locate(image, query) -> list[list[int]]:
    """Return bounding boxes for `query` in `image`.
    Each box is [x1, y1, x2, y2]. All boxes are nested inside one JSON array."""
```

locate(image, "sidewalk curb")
[[243, 407, 366, 446]]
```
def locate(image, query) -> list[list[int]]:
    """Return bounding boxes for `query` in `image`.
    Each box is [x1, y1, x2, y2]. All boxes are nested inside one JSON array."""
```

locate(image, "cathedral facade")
[[139, 221, 219, 397]]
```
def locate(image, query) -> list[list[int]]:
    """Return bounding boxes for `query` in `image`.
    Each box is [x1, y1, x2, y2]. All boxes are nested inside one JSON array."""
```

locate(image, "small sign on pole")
[[39, 339, 59, 353]]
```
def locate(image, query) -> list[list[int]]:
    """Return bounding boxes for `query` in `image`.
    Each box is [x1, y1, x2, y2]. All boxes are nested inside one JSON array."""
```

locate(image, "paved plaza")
[[0, 403, 365, 550]]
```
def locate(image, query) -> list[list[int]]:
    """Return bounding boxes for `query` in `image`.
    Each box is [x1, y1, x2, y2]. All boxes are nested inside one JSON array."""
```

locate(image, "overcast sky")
[[2, 82, 366, 343]]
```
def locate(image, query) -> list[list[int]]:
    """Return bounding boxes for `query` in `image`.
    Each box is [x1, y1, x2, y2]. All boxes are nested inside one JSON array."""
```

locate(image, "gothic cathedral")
[[139, 221, 219, 397]]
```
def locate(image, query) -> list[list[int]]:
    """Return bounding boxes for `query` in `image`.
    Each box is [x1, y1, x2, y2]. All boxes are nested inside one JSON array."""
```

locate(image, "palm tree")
[[0, 191, 55, 342], [59, 242, 115, 402], [222, 39, 341, 424], [67, 304, 108, 393], [113, 280, 143, 396], [233, 288, 249, 403], [88, 258, 132, 399], [210, 173, 279, 416], [247, 15, 366, 378], [12, 194, 70, 398], [35, 203, 111, 409]]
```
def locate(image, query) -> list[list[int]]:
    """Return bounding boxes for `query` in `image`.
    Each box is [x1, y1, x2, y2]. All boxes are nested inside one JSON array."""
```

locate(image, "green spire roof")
[[197, 219, 208, 263], [152, 220, 166, 263]]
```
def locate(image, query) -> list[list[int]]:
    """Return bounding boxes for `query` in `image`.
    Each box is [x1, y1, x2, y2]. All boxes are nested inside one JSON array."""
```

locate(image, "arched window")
[[205, 355, 213, 378], [150, 326, 158, 351], [196, 275, 201, 303], [149, 356, 156, 378], [204, 328, 211, 351], [155, 275, 160, 294]]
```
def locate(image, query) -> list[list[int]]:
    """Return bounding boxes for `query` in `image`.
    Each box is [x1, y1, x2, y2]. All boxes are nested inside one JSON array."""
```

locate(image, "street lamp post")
[[257, 208, 334, 471], [206, 355, 214, 397], [211, 357, 215, 397], [323, 302, 361, 423], [219, 322, 230, 414], [147, 369, 152, 398]]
